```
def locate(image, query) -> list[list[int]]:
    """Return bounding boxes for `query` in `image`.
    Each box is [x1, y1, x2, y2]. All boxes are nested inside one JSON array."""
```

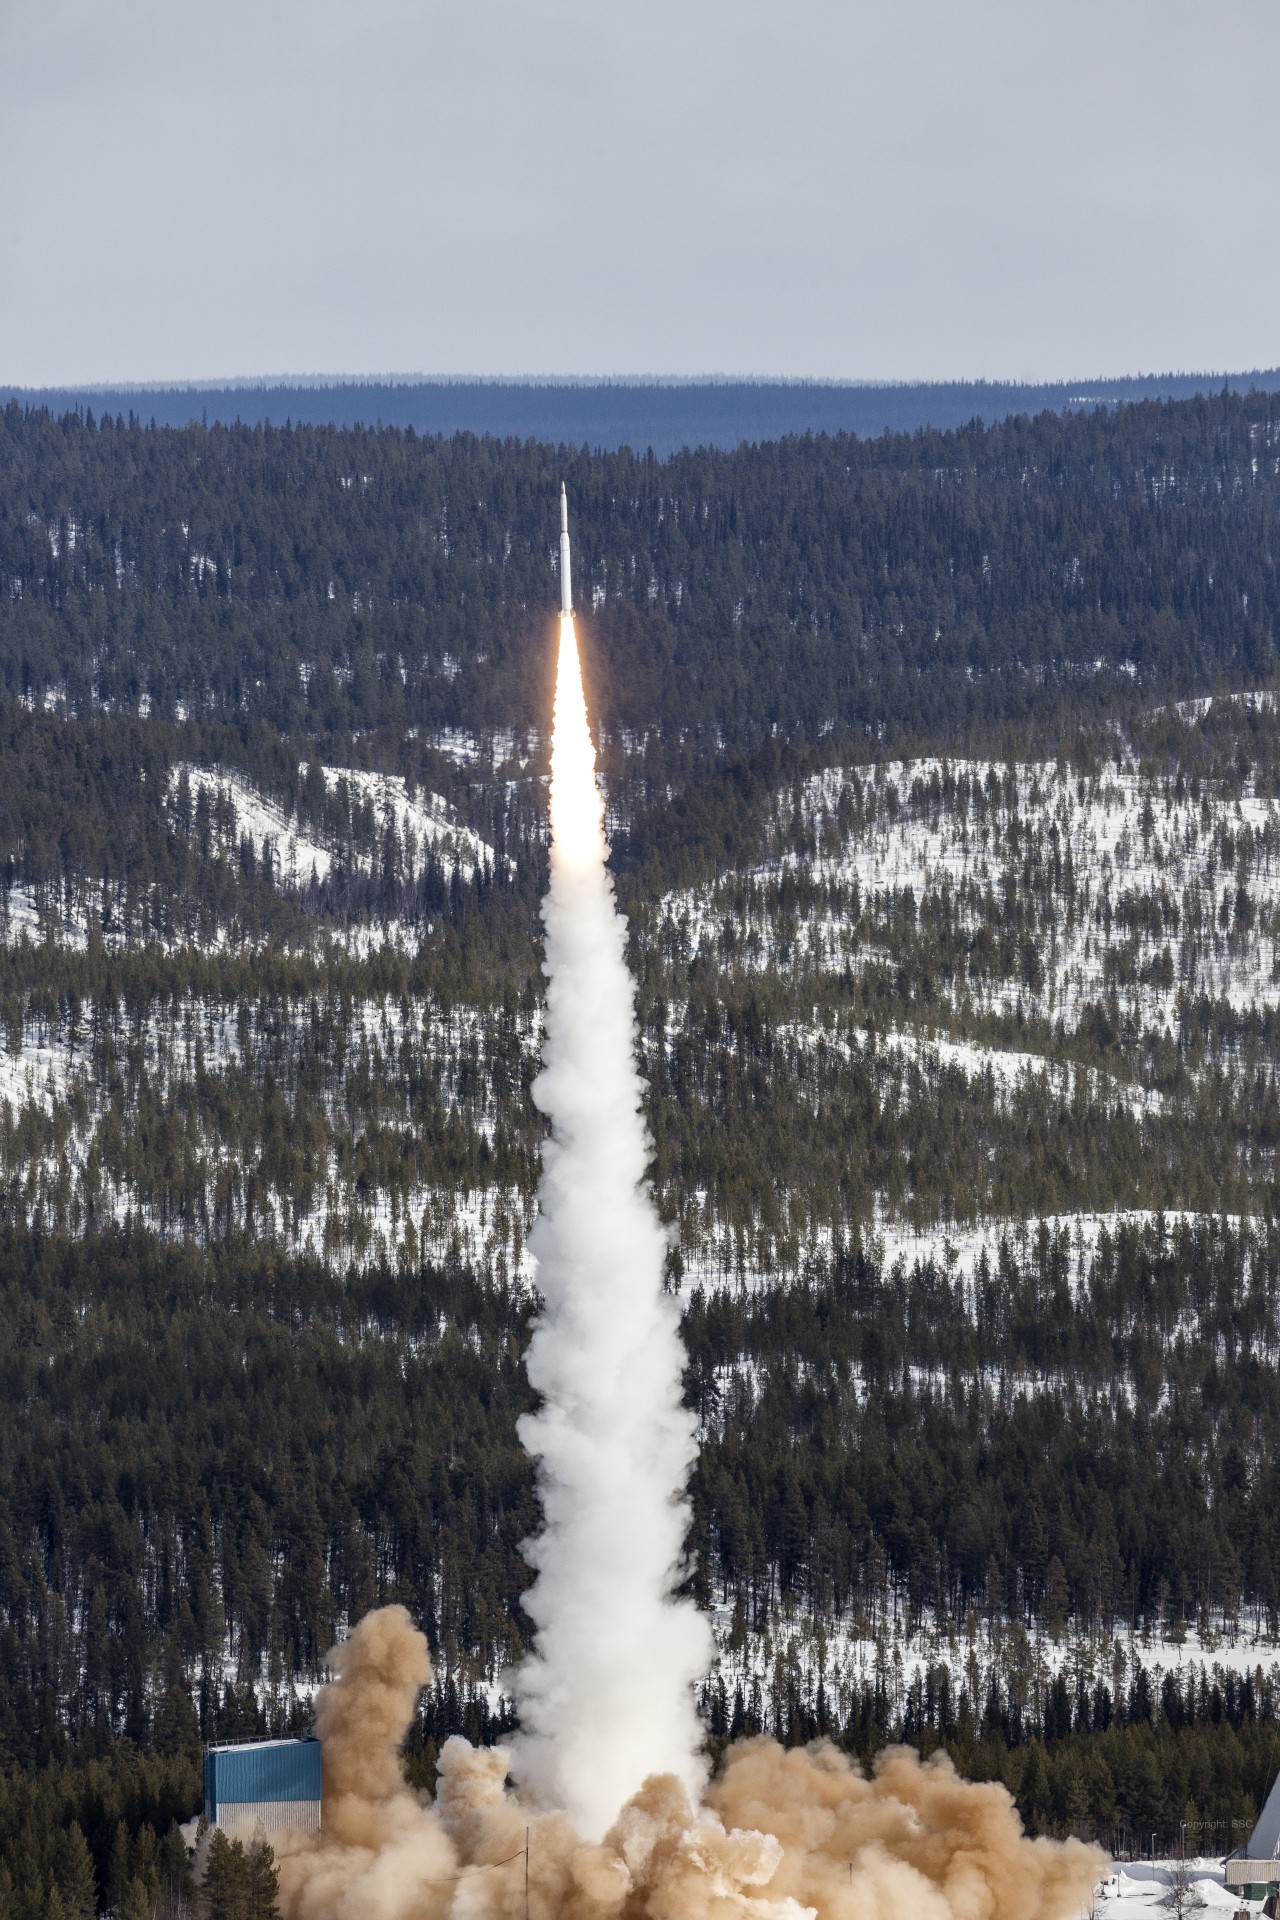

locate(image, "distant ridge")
[[5, 371, 1280, 456]]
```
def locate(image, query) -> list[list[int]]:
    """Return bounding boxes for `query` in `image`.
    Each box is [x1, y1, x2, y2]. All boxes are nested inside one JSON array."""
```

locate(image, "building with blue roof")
[[203, 1738, 322, 1841]]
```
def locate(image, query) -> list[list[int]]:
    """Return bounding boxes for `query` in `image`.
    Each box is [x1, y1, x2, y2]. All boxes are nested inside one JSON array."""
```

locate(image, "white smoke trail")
[[509, 612, 713, 1839], [271, 602, 1108, 1920]]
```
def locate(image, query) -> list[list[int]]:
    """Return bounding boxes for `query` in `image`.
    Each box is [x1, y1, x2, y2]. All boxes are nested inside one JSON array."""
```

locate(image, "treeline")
[[9, 1655, 1280, 1909], [3, 392, 1279, 776], [0, 1230, 538, 1773], [0, 703, 544, 951], [7, 1673, 1280, 1912], [0, 1743, 194, 1919], [3, 1219, 1280, 1768], [686, 1217, 1280, 1633], [706, 1659, 1280, 1850], [2, 1219, 1280, 1901]]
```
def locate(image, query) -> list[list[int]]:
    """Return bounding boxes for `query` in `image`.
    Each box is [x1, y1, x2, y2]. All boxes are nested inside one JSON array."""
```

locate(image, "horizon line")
[[6, 367, 1280, 397]]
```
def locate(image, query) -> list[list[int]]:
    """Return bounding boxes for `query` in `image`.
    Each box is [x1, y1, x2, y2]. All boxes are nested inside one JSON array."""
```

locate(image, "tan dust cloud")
[[272, 1608, 1104, 1920]]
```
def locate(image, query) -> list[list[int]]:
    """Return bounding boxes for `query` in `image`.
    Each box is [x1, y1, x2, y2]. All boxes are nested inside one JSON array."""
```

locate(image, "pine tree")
[[1018, 1743, 1052, 1836], [201, 1831, 247, 1920], [106, 1821, 134, 1915], [54, 1825, 96, 1920], [160, 1824, 196, 1913], [245, 1840, 279, 1919]]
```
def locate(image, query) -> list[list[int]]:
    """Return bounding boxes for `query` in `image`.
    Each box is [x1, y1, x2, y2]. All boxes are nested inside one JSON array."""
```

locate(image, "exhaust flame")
[[510, 612, 712, 1834], [546, 614, 608, 869]]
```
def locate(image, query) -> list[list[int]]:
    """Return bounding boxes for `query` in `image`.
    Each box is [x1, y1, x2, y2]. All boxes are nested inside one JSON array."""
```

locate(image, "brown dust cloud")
[[271, 1605, 1104, 1920]]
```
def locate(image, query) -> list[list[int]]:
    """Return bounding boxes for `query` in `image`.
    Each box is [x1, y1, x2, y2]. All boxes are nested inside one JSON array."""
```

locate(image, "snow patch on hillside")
[[173, 765, 333, 882], [710, 1591, 1280, 1761], [314, 765, 500, 874], [876, 1208, 1254, 1285], [170, 762, 501, 889], [790, 1021, 1162, 1119], [0, 1030, 81, 1113], [678, 1203, 1256, 1299]]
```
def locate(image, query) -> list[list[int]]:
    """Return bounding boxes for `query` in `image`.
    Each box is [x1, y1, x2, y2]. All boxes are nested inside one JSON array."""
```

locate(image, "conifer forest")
[[3, 390, 1280, 1909]]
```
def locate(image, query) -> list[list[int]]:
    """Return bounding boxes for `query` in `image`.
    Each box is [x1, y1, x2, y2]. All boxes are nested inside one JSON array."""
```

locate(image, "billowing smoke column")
[[267, 493, 1108, 1920], [509, 579, 712, 1836]]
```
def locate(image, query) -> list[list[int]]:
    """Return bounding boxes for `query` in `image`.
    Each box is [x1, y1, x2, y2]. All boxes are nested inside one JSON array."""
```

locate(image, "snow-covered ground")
[[668, 748, 1280, 1025], [874, 1209, 1253, 1288], [175, 764, 333, 883], [314, 764, 502, 874], [426, 728, 532, 770], [709, 1596, 1280, 1748], [0, 881, 94, 949], [1102, 1862, 1240, 1920], [0, 984, 547, 1268], [169, 761, 499, 889], [289, 1179, 535, 1281], [672, 1198, 1256, 1299], [796, 754, 1280, 1023], [0, 1028, 81, 1113], [784, 1020, 1161, 1120]]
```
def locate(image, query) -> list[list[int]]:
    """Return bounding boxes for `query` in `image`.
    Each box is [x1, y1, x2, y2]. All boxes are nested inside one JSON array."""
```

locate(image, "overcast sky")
[[2, 0, 1277, 386]]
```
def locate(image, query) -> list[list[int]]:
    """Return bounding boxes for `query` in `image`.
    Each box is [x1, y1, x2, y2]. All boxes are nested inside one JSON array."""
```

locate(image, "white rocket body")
[[560, 483, 573, 615]]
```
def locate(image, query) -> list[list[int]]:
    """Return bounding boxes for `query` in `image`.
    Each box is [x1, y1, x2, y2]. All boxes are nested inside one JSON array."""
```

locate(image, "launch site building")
[[203, 1737, 322, 1840], [1226, 1771, 1280, 1895]]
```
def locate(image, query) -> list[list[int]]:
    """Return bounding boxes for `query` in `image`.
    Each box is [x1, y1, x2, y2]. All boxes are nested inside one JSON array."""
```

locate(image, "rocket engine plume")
[[509, 594, 712, 1836], [266, 496, 1107, 1920]]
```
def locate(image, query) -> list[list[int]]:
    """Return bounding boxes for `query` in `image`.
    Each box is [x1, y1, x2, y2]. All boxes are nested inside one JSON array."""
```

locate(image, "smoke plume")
[[509, 613, 712, 1834], [274, 1606, 1103, 1920], [269, 611, 1105, 1918]]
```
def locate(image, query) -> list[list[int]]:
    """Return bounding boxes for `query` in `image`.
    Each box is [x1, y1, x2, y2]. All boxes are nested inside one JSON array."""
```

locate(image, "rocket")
[[559, 483, 573, 616]]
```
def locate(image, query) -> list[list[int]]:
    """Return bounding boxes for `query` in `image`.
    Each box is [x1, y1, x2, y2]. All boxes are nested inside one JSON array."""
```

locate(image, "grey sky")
[[2, 0, 1276, 385]]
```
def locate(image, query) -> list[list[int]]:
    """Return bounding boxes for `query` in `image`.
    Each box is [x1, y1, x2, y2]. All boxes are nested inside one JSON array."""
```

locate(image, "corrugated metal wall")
[[215, 1799, 322, 1839]]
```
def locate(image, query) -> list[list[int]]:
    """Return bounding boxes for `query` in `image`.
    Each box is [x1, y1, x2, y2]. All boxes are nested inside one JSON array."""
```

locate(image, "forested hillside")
[[3, 393, 1280, 1910], [3, 391, 1280, 768]]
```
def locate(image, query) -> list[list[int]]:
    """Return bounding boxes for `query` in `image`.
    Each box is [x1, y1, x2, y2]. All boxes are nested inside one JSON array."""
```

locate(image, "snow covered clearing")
[[0, 882, 90, 949], [169, 761, 500, 890], [710, 1594, 1280, 1763], [0, 1028, 81, 1113], [425, 728, 531, 769], [873, 1209, 1254, 1288], [782, 1020, 1162, 1119], [172, 764, 333, 882], [314, 764, 501, 874], [667, 748, 1280, 1026]]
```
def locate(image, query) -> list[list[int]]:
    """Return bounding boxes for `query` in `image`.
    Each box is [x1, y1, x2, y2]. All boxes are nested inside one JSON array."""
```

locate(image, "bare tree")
[[1162, 1853, 1199, 1920]]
